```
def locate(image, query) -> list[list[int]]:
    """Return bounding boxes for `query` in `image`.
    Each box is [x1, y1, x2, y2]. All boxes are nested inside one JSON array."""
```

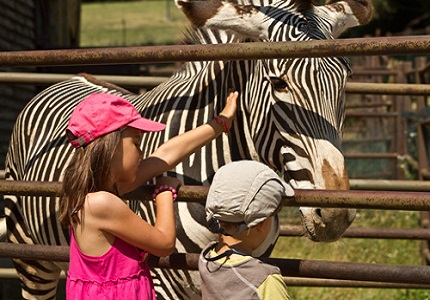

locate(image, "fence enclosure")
[[0, 36, 429, 296]]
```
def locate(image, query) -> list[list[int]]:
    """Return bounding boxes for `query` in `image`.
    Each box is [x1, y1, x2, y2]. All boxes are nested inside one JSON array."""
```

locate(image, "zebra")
[[4, 0, 373, 299]]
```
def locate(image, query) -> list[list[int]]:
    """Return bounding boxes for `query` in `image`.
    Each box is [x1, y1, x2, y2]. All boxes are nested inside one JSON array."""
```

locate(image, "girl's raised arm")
[[117, 91, 238, 195]]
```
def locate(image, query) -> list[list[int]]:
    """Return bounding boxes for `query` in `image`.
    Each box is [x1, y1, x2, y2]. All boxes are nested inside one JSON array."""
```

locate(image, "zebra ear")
[[324, 0, 374, 26]]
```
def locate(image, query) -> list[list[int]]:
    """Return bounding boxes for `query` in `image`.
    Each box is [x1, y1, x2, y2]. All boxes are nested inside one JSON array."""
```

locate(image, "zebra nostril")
[[315, 208, 322, 218], [176, 0, 190, 8]]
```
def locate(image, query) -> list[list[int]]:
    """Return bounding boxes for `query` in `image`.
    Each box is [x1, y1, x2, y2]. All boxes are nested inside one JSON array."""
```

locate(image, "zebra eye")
[[270, 77, 289, 91]]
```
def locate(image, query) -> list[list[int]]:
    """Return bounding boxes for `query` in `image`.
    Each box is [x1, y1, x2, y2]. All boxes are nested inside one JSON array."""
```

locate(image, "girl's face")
[[112, 127, 143, 184]]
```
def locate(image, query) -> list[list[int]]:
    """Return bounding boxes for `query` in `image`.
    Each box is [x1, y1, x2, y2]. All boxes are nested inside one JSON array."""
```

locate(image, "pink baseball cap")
[[66, 93, 166, 148]]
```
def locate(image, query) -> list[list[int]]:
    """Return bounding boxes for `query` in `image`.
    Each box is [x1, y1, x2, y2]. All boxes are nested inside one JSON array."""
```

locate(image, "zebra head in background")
[[3, 0, 373, 299], [175, 0, 373, 242]]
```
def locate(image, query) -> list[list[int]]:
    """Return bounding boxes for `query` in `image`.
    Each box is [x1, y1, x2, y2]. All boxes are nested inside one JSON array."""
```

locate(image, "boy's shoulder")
[[200, 241, 281, 276]]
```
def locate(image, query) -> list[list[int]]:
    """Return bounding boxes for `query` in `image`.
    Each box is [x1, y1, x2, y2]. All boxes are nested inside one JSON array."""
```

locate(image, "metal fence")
[[0, 35, 429, 289]]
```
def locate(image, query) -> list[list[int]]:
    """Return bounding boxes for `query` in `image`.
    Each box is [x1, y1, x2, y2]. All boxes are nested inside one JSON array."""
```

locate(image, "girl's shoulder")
[[87, 191, 118, 204], [86, 191, 128, 217]]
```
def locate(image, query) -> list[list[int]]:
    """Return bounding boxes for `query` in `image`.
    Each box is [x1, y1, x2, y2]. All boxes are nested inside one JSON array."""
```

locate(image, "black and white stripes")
[[4, 0, 373, 298]]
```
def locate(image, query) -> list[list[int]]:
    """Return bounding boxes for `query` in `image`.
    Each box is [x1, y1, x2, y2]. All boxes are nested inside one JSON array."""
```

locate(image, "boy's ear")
[[255, 218, 270, 231]]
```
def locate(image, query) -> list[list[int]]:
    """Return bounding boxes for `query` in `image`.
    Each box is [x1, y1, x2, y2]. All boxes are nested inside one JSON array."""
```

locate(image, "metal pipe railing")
[[1, 72, 430, 95], [280, 225, 430, 240], [0, 267, 426, 289], [0, 242, 429, 285], [349, 179, 430, 191], [0, 36, 428, 67], [1, 180, 430, 211]]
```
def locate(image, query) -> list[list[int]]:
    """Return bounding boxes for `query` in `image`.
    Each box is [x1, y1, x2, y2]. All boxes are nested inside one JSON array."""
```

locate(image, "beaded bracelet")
[[214, 114, 229, 134], [152, 185, 177, 202]]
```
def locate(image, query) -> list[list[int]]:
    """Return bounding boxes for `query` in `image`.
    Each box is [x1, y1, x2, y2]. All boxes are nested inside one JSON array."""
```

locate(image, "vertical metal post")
[[165, 0, 171, 21]]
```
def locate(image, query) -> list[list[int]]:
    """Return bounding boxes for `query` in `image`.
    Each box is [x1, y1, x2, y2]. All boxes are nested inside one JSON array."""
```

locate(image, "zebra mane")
[[293, 0, 316, 12], [77, 73, 133, 94], [182, 27, 245, 45], [181, 26, 242, 46]]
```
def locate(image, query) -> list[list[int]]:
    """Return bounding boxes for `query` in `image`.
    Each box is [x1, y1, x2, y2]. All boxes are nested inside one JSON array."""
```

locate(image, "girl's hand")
[[219, 91, 238, 130]]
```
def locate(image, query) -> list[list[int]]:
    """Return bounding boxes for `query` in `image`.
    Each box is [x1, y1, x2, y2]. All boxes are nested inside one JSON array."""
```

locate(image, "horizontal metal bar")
[[262, 257, 430, 285], [351, 70, 399, 76], [344, 153, 398, 159], [2, 175, 429, 192], [0, 243, 429, 285], [1, 72, 430, 95], [1, 180, 430, 211], [0, 72, 167, 89], [0, 267, 424, 288], [0, 268, 66, 280], [284, 278, 430, 289], [346, 112, 398, 118], [346, 82, 430, 95], [280, 225, 430, 240], [349, 179, 430, 191], [0, 36, 428, 67]]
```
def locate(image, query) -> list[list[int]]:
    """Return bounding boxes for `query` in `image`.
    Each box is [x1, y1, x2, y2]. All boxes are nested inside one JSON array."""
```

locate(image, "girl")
[[59, 91, 238, 299]]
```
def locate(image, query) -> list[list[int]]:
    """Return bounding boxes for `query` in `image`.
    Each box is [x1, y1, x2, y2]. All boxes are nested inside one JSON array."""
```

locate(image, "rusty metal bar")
[[0, 181, 61, 196], [151, 253, 430, 285], [346, 82, 430, 95], [284, 278, 430, 289], [0, 36, 428, 67], [344, 153, 398, 159], [1, 72, 430, 96], [2, 176, 430, 192], [267, 257, 430, 285], [0, 243, 69, 262], [0, 267, 425, 289], [280, 225, 430, 240], [0, 72, 167, 89], [1, 180, 430, 211], [351, 70, 399, 76], [283, 189, 430, 211], [346, 112, 398, 118], [0, 268, 67, 280], [350, 179, 430, 191], [1, 243, 429, 285]]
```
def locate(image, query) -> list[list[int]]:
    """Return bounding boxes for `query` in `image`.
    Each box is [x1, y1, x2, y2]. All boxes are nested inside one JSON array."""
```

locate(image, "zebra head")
[[175, 0, 373, 242]]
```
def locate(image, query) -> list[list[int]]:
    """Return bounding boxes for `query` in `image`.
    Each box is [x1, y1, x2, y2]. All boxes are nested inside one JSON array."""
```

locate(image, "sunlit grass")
[[81, 1, 188, 47], [274, 208, 430, 299]]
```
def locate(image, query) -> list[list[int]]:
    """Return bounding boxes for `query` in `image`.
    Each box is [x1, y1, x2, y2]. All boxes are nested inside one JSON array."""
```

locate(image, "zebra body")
[[4, 0, 373, 298]]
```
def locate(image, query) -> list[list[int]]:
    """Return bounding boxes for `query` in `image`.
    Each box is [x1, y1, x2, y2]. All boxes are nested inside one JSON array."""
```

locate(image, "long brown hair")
[[59, 130, 121, 227]]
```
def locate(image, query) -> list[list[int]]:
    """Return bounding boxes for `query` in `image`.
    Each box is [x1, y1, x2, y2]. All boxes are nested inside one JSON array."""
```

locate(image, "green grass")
[[80, 2, 430, 299], [273, 208, 430, 300], [80, 1, 189, 47]]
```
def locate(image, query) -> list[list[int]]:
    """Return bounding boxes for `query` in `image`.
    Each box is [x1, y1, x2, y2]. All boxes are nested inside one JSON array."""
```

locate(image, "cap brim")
[[128, 117, 166, 132]]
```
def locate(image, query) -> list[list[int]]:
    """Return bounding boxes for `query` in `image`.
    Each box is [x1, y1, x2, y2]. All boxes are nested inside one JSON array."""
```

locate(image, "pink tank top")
[[66, 228, 156, 300]]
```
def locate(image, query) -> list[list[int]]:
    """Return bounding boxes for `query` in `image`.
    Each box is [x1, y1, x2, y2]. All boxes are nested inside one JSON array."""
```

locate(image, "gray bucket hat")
[[206, 160, 294, 235]]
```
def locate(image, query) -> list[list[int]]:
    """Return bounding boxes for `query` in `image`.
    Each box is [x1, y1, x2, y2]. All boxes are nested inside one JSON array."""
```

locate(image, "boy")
[[199, 160, 293, 299]]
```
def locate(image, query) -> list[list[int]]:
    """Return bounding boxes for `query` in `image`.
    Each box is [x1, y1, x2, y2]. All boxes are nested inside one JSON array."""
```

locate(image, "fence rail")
[[0, 242, 429, 286], [1, 180, 430, 211], [2, 72, 430, 95], [0, 36, 428, 67]]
